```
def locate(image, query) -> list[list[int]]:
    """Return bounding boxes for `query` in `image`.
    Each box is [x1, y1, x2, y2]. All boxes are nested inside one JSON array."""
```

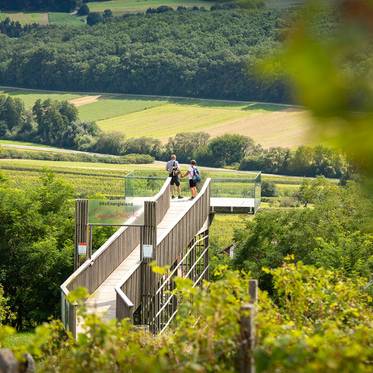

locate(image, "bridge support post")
[[140, 201, 158, 329], [75, 199, 88, 270]]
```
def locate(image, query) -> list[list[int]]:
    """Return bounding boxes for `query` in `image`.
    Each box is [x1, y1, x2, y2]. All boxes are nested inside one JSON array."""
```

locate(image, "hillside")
[[0, 87, 313, 148]]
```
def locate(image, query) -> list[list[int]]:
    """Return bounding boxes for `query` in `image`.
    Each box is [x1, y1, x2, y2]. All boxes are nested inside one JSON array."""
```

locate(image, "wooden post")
[[239, 279, 258, 373], [239, 304, 255, 373], [75, 199, 88, 270], [249, 279, 258, 304], [141, 201, 157, 329]]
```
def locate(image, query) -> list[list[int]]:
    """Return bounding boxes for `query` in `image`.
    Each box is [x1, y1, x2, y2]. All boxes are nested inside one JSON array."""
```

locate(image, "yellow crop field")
[[97, 102, 314, 147]]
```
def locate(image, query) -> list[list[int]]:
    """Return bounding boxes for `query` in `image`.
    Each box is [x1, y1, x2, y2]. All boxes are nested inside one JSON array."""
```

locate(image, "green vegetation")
[[0, 172, 73, 329], [234, 179, 373, 290], [0, 147, 154, 164], [1, 262, 371, 372], [0, 9, 289, 102], [0, 87, 309, 147], [1, 94, 345, 180]]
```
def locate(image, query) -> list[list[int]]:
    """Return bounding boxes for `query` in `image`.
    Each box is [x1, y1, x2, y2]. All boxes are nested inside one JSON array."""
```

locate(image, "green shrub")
[[3, 263, 371, 372], [0, 147, 154, 164]]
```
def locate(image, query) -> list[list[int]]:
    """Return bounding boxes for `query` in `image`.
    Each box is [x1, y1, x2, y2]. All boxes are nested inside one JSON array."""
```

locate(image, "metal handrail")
[[159, 264, 209, 335], [155, 234, 209, 296], [154, 245, 209, 321]]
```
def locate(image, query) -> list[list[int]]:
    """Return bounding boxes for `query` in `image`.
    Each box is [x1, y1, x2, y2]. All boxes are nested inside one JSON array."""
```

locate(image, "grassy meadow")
[[0, 87, 313, 148]]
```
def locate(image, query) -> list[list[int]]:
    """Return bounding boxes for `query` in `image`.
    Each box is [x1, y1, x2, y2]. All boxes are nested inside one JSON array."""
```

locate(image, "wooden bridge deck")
[[80, 198, 195, 331], [130, 196, 257, 215]]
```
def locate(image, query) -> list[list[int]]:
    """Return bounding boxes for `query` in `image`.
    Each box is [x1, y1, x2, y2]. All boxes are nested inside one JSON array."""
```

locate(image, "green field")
[[0, 157, 308, 198], [0, 87, 312, 148], [0, 87, 79, 109], [77, 96, 166, 122], [88, 0, 212, 13], [0, 139, 56, 147], [0, 12, 49, 24]]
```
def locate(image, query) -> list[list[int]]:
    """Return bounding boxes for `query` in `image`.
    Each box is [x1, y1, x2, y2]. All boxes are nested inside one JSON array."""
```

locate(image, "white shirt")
[[188, 166, 196, 180]]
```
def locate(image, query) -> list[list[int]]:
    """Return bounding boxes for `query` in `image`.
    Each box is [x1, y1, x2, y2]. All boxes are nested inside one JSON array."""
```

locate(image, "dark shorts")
[[189, 179, 197, 188], [170, 174, 180, 186]]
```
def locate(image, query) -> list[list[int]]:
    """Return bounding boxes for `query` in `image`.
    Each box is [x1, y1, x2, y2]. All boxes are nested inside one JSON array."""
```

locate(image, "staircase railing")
[[152, 230, 209, 334], [142, 179, 211, 332]]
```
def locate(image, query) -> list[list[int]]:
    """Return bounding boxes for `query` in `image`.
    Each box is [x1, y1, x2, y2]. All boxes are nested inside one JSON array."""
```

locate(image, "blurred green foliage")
[[263, 0, 373, 195]]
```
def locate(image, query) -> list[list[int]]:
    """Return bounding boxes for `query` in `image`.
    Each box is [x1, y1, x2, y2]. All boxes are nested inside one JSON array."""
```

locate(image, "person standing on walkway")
[[166, 154, 183, 199], [183, 160, 200, 200]]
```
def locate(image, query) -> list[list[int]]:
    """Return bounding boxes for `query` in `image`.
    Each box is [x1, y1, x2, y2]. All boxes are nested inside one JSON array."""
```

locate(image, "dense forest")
[[0, 9, 291, 102], [0, 0, 81, 12]]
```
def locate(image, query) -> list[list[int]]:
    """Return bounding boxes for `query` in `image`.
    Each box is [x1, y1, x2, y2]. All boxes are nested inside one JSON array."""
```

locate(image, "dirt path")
[[69, 95, 101, 107]]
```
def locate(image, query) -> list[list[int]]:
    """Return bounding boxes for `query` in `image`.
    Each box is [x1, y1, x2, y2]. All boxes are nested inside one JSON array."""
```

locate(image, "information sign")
[[88, 199, 143, 225], [143, 244, 153, 259]]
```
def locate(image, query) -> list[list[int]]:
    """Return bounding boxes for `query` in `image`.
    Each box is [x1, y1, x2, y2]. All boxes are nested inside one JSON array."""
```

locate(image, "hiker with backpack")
[[182, 160, 201, 200], [166, 154, 183, 199]]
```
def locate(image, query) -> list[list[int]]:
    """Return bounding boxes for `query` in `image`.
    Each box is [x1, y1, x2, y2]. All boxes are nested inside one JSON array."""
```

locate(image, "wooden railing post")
[[239, 279, 258, 373], [75, 199, 88, 270], [141, 201, 157, 327]]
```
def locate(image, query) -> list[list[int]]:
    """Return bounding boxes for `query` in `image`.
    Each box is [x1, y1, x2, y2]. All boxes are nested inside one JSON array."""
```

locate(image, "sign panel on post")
[[143, 244, 153, 259], [88, 199, 144, 225], [78, 243, 87, 256]]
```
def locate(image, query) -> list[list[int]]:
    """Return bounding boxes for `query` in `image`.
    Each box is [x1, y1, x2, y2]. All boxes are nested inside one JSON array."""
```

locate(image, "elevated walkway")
[[61, 173, 261, 336], [82, 199, 195, 329]]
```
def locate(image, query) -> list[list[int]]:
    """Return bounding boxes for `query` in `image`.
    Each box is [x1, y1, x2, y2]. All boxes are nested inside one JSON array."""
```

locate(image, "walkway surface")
[[79, 198, 195, 332]]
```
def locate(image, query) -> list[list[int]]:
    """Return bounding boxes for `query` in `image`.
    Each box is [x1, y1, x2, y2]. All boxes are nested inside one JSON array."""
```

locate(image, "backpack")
[[171, 161, 179, 177], [192, 167, 201, 183]]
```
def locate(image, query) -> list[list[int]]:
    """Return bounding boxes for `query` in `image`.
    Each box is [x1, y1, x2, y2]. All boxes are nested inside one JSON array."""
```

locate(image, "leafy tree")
[[233, 180, 373, 289], [125, 137, 162, 158], [0, 95, 26, 134], [93, 131, 126, 155], [165, 132, 210, 163], [0, 285, 13, 325], [0, 172, 74, 329], [87, 12, 103, 26], [207, 134, 254, 166], [103, 9, 113, 20], [32, 99, 79, 147], [77, 4, 89, 16], [296, 176, 330, 207], [261, 180, 277, 197]]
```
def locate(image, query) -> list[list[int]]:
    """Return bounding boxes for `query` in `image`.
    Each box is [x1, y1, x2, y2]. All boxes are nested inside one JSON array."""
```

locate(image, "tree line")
[[0, 9, 291, 103], [0, 0, 81, 12]]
